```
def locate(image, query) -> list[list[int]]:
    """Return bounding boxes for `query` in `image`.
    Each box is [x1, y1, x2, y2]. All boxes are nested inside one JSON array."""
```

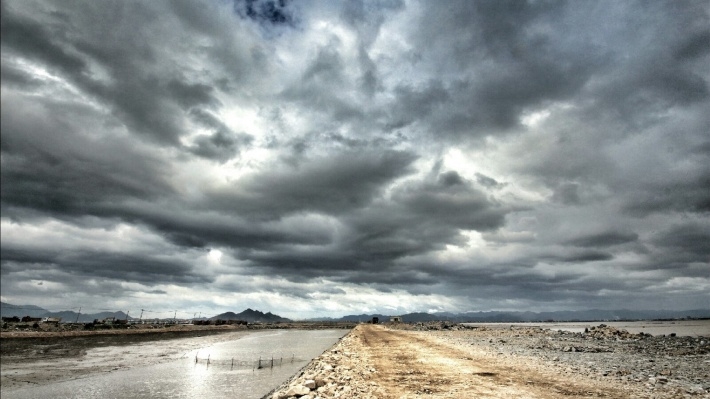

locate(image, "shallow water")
[[3, 329, 348, 399], [462, 319, 710, 337]]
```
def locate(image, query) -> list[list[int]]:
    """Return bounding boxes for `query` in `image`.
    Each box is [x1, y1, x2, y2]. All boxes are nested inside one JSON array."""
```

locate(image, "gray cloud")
[[567, 232, 639, 248], [1, 0, 708, 317]]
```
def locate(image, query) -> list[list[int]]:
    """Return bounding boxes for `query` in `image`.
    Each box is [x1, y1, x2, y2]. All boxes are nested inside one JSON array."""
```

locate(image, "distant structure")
[[390, 316, 402, 323], [371, 317, 379, 324]]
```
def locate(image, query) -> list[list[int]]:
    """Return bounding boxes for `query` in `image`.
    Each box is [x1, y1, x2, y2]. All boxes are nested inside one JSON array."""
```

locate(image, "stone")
[[285, 385, 311, 397], [304, 379, 316, 389]]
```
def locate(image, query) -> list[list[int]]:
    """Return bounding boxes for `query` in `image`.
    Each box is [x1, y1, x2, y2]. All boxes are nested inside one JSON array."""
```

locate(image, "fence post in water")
[[231, 358, 234, 370], [207, 354, 210, 368], [258, 356, 261, 369], [292, 354, 294, 363], [271, 356, 273, 368]]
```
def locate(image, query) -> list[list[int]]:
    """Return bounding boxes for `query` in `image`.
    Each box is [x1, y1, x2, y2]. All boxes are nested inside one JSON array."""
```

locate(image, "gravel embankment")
[[266, 326, 383, 399], [267, 323, 709, 399]]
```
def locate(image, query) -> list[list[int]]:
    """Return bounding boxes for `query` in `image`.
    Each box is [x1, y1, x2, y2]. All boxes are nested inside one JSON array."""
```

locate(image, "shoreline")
[[0, 321, 356, 340]]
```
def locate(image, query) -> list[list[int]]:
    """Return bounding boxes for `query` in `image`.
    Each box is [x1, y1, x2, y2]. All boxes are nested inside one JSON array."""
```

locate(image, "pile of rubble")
[[583, 324, 650, 340]]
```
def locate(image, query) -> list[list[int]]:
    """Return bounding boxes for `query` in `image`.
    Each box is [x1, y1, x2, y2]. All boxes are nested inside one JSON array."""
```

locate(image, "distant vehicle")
[[372, 317, 379, 324]]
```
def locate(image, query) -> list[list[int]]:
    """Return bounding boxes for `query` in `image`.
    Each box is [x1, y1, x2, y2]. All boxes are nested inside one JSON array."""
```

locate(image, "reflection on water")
[[4, 329, 348, 399]]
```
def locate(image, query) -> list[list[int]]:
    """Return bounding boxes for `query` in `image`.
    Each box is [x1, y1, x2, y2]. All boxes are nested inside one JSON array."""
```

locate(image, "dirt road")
[[360, 325, 628, 398], [271, 324, 634, 398]]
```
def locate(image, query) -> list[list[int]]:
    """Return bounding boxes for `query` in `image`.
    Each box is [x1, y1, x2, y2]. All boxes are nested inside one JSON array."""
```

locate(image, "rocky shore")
[[267, 323, 709, 399], [267, 326, 383, 399]]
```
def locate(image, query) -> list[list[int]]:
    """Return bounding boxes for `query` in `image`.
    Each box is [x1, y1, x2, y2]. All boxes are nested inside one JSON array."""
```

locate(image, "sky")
[[1, 0, 709, 320]]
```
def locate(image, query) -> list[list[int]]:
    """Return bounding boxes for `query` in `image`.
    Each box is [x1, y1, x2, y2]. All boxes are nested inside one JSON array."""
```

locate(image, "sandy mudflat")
[[0, 325, 249, 391], [269, 323, 710, 398]]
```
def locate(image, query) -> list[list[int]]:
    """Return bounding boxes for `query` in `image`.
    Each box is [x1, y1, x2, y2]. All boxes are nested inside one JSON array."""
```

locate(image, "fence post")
[[231, 358, 234, 370]]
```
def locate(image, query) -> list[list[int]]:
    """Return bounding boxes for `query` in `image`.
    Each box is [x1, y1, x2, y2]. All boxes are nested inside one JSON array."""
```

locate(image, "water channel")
[[3, 329, 348, 399]]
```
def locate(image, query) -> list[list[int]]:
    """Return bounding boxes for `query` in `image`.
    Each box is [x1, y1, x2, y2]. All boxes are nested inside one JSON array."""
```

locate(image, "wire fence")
[[193, 353, 298, 371]]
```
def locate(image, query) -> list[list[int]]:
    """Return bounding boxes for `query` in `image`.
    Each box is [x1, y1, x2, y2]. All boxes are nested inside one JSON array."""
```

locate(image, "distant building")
[[42, 317, 61, 324], [390, 316, 402, 323]]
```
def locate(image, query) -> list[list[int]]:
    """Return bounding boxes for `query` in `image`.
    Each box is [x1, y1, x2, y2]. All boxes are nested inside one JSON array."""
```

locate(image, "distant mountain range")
[[211, 308, 291, 323], [308, 308, 710, 323], [3, 301, 707, 324], [0, 302, 290, 323], [0, 302, 129, 323]]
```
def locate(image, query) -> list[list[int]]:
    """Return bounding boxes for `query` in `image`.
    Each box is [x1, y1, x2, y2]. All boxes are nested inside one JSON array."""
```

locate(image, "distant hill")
[[1, 302, 129, 323], [0, 302, 49, 318], [211, 308, 290, 323]]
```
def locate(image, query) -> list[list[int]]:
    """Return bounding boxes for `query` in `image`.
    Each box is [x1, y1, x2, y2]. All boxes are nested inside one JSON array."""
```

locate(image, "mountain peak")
[[210, 308, 290, 322]]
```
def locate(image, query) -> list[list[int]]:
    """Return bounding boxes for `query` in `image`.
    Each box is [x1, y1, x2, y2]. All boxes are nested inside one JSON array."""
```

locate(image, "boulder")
[[285, 385, 311, 397]]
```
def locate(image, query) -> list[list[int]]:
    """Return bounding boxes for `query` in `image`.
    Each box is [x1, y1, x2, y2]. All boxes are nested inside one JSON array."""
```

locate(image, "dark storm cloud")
[[0, 95, 173, 217], [208, 150, 418, 218], [188, 130, 253, 163], [187, 109, 254, 162], [0, 1, 258, 147], [396, 172, 506, 232], [225, 168, 509, 284], [475, 173, 504, 189], [621, 173, 710, 216], [652, 223, 710, 260], [567, 231, 639, 248], [386, 0, 599, 138], [554, 250, 614, 263], [0, 246, 206, 284]]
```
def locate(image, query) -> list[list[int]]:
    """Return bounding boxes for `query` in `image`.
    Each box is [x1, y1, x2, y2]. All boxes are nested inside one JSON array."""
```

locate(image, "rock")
[[304, 379, 316, 389], [285, 385, 311, 397]]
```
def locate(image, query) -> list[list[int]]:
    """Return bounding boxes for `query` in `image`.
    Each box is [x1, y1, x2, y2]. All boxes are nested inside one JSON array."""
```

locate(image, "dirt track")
[[271, 324, 639, 398], [357, 325, 628, 398]]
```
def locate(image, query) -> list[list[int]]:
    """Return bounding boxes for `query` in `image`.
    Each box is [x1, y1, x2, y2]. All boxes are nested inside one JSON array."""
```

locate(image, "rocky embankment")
[[268, 323, 709, 399], [267, 326, 383, 399]]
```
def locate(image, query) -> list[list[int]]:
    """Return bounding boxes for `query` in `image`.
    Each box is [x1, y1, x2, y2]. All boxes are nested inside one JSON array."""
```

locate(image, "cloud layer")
[[1, 0, 708, 318]]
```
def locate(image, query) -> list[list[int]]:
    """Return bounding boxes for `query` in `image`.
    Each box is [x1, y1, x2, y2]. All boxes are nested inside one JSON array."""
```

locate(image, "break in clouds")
[[1, 0, 708, 318]]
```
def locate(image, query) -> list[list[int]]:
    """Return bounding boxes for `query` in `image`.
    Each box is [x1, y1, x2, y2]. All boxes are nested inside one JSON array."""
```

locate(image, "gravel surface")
[[431, 323, 710, 398]]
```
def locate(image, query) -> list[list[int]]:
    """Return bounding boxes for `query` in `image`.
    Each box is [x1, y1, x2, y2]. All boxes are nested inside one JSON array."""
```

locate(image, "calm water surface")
[[4, 329, 348, 399]]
